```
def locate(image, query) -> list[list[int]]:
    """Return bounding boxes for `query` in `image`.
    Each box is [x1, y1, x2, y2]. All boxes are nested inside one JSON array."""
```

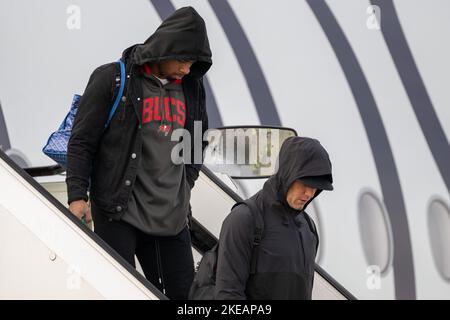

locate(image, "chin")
[[289, 203, 304, 211]]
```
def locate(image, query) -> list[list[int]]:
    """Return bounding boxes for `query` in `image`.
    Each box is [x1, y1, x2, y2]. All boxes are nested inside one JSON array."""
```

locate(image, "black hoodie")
[[215, 137, 333, 300], [67, 7, 211, 219]]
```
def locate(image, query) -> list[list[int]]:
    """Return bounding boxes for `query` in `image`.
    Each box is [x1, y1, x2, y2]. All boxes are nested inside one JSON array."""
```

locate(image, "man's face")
[[286, 180, 317, 210], [156, 59, 195, 81]]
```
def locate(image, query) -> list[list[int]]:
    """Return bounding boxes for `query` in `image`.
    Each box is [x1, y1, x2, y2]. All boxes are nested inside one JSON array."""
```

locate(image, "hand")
[[69, 200, 92, 224]]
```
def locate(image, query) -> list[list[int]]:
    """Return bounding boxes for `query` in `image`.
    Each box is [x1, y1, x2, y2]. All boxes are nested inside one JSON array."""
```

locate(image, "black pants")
[[92, 206, 194, 300]]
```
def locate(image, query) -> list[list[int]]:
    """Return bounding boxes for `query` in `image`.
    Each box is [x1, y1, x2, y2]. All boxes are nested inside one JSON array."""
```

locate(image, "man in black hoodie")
[[66, 7, 212, 299], [215, 137, 333, 299]]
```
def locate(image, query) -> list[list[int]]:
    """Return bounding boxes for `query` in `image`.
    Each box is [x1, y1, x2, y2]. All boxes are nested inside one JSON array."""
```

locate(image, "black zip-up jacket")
[[66, 7, 212, 217], [215, 137, 333, 300]]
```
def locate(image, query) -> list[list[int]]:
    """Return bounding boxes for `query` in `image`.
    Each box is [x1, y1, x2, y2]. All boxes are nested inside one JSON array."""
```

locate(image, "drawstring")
[[155, 240, 166, 295], [153, 74, 171, 136], [158, 80, 175, 136], [158, 84, 165, 132]]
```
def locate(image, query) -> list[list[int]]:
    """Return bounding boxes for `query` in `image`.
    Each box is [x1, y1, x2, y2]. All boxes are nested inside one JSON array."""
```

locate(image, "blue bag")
[[43, 59, 125, 167]]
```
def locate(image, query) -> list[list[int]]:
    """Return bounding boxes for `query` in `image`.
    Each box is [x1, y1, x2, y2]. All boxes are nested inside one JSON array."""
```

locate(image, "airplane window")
[[428, 199, 450, 281], [358, 191, 393, 275]]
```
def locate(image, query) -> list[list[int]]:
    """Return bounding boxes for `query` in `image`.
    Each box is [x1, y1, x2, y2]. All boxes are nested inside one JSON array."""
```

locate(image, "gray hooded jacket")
[[215, 136, 333, 300]]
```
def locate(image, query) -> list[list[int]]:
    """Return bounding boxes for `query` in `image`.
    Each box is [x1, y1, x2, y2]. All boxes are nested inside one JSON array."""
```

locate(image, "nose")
[[180, 63, 191, 75], [304, 187, 316, 199]]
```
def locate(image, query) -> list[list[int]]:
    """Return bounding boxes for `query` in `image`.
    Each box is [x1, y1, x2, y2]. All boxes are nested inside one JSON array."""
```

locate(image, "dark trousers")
[[92, 206, 194, 300]]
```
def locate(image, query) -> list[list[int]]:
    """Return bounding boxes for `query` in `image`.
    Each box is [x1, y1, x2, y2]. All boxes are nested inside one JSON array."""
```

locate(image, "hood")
[[260, 136, 333, 212], [131, 6, 212, 78]]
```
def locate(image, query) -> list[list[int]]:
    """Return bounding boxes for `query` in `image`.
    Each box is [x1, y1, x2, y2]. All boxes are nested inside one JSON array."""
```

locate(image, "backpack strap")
[[105, 59, 125, 128], [303, 212, 320, 254], [232, 198, 264, 274]]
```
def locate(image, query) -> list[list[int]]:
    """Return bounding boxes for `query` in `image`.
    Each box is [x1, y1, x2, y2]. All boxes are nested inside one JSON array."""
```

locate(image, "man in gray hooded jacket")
[[67, 7, 212, 299], [215, 136, 333, 299]]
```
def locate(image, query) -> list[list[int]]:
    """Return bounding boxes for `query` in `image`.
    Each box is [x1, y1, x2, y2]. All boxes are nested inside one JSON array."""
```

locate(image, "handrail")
[[201, 165, 357, 300], [0, 152, 167, 300], [23, 164, 65, 177], [22, 162, 357, 300]]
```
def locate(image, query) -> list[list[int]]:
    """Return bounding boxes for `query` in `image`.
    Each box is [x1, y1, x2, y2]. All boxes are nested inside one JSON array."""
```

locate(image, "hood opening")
[[131, 6, 212, 78], [262, 137, 333, 212]]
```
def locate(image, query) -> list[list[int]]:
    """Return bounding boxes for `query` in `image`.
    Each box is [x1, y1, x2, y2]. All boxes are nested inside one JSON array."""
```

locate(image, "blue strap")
[[105, 59, 125, 128]]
